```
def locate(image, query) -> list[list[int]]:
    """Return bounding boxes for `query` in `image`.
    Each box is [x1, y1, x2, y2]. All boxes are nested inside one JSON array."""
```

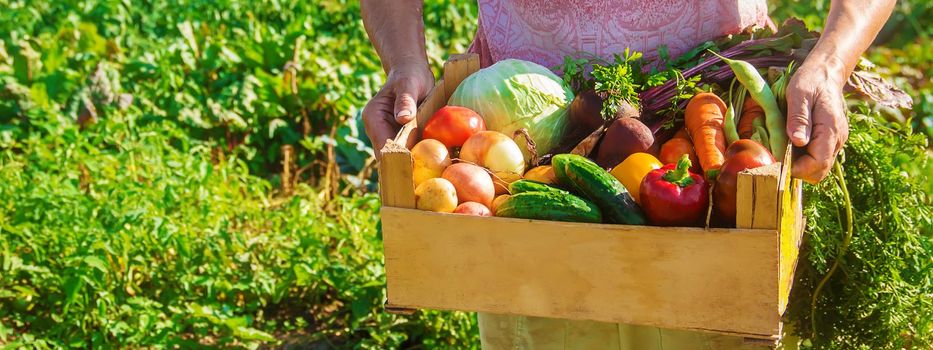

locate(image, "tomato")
[[422, 106, 485, 148], [713, 139, 776, 226]]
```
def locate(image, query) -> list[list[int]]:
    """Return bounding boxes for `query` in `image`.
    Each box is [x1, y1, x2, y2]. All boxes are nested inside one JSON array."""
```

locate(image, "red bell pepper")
[[639, 155, 710, 227]]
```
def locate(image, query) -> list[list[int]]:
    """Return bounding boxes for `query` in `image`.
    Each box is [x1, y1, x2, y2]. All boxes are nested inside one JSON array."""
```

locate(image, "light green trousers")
[[478, 313, 771, 350]]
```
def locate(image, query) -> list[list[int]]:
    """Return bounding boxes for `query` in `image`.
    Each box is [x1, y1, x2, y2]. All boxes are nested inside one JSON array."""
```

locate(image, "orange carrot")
[[738, 96, 764, 139], [684, 92, 727, 174]]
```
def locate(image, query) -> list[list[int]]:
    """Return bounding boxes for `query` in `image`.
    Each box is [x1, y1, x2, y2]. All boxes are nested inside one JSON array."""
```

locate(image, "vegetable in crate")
[[509, 179, 566, 195], [640, 155, 709, 227], [658, 129, 701, 174], [496, 191, 602, 224], [609, 153, 662, 204], [713, 139, 775, 226], [441, 163, 495, 208], [737, 97, 763, 139], [453, 202, 492, 216], [415, 178, 459, 213], [568, 90, 606, 136], [684, 92, 728, 176], [552, 154, 646, 225], [524, 165, 559, 185], [460, 130, 526, 195], [422, 106, 486, 149], [594, 117, 657, 169], [411, 139, 452, 187], [460, 131, 526, 177], [448, 59, 574, 162], [711, 53, 787, 160], [490, 194, 511, 215]]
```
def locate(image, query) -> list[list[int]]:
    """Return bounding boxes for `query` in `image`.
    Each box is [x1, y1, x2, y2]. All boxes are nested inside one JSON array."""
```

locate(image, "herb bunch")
[[556, 48, 697, 121]]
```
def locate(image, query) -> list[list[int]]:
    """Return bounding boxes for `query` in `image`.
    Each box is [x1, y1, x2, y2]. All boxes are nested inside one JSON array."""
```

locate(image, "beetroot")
[[595, 117, 655, 169], [569, 90, 604, 135]]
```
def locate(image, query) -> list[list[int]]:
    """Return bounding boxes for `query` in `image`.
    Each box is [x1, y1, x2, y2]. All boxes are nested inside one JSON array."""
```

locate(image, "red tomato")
[[713, 139, 776, 226], [422, 106, 485, 148]]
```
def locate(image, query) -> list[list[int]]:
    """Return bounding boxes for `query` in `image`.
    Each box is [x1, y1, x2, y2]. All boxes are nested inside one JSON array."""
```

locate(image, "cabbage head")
[[448, 59, 574, 162]]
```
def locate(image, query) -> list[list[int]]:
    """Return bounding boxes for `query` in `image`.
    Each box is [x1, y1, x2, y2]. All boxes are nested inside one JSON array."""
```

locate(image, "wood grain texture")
[[415, 78, 446, 131], [377, 141, 415, 209], [443, 53, 480, 102], [749, 163, 781, 230], [778, 146, 803, 314], [736, 172, 756, 229], [736, 162, 781, 230], [382, 207, 782, 339]]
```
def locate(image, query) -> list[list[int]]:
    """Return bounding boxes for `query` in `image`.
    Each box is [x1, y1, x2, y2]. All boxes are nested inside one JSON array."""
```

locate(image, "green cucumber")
[[508, 179, 567, 195], [496, 191, 602, 223], [552, 154, 647, 225]]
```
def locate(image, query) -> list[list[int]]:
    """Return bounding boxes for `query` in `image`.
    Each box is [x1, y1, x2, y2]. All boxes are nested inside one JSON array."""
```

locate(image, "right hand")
[[363, 63, 435, 159]]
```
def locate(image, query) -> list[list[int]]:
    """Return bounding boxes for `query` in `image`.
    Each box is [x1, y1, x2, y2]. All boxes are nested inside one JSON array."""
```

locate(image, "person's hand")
[[785, 56, 850, 183], [363, 63, 434, 159]]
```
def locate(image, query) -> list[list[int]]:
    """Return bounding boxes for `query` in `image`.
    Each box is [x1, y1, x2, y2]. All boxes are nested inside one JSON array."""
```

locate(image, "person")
[[360, 0, 894, 348]]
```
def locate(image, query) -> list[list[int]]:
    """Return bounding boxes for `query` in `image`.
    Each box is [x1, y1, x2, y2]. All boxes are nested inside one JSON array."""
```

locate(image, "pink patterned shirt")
[[469, 0, 772, 69]]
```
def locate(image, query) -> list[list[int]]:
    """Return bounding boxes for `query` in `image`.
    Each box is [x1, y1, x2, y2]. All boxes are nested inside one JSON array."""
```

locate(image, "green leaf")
[[83, 256, 108, 273], [62, 276, 85, 313], [232, 326, 275, 341], [177, 21, 200, 57]]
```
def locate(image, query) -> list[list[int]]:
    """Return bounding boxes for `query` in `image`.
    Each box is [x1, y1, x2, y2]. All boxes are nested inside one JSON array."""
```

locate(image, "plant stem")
[[810, 160, 854, 337]]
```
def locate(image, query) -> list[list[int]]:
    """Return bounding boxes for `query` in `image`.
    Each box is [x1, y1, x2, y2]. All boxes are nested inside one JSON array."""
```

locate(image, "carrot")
[[684, 92, 727, 175], [659, 129, 701, 173], [738, 96, 764, 139]]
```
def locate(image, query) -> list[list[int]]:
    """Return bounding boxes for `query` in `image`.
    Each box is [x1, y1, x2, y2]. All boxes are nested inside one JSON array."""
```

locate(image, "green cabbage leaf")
[[448, 59, 574, 162]]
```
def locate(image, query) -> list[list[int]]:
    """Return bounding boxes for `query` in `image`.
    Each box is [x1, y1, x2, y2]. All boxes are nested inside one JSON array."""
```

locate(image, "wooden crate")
[[377, 53, 805, 342]]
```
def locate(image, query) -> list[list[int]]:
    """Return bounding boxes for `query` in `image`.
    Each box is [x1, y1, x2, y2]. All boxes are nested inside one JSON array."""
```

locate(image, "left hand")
[[785, 56, 850, 183]]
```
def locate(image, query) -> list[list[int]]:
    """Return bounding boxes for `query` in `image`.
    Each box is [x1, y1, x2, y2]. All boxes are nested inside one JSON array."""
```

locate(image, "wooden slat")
[[778, 145, 804, 314], [750, 163, 781, 230], [377, 140, 415, 209], [382, 207, 782, 339], [415, 78, 446, 131], [442, 53, 480, 102], [736, 162, 781, 230], [736, 173, 755, 229]]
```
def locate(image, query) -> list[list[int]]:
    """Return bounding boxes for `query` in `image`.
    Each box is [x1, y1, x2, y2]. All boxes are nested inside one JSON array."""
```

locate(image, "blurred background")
[[0, 1, 929, 348]]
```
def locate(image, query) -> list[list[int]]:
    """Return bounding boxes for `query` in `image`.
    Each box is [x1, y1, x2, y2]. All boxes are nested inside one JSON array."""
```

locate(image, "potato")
[[460, 131, 525, 177], [490, 194, 511, 215], [411, 139, 451, 187], [442, 163, 495, 207], [595, 117, 655, 169], [492, 171, 522, 196], [415, 178, 458, 213], [453, 202, 492, 216]]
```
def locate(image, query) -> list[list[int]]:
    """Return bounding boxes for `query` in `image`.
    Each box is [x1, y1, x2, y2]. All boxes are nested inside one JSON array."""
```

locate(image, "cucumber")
[[496, 191, 602, 223], [552, 154, 647, 225], [508, 179, 567, 195]]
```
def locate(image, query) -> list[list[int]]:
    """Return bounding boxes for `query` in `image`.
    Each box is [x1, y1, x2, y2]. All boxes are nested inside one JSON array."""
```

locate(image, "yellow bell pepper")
[[610, 153, 662, 204]]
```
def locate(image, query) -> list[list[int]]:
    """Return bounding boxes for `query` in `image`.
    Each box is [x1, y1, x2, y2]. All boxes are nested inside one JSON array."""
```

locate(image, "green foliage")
[[786, 104, 933, 349], [0, 0, 478, 182], [767, 3, 933, 348], [0, 108, 478, 348]]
